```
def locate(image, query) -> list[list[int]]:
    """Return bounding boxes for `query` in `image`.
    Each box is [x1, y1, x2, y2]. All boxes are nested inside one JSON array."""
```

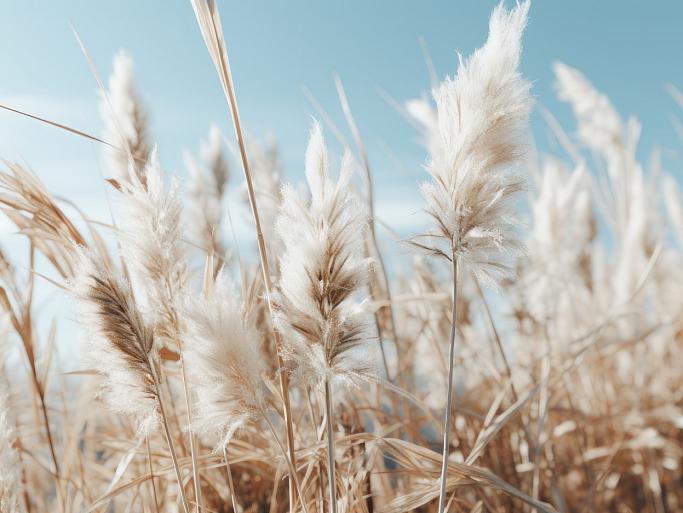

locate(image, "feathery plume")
[[555, 63, 659, 305], [117, 149, 187, 344], [71, 249, 160, 436], [526, 159, 595, 324], [72, 248, 192, 513], [612, 163, 660, 305], [201, 124, 230, 194], [553, 61, 624, 157], [663, 174, 683, 248], [553, 62, 644, 243], [421, 4, 533, 512], [274, 122, 375, 390], [245, 137, 284, 254], [405, 95, 440, 158], [116, 149, 205, 509], [185, 124, 230, 263], [274, 123, 374, 513], [101, 50, 151, 185], [0, 379, 22, 513], [417, 0, 532, 286], [183, 271, 266, 449]]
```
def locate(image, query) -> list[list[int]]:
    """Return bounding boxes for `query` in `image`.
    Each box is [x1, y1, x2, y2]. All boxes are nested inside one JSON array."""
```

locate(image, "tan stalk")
[[151, 365, 192, 513], [189, 1, 298, 509], [222, 444, 240, 513], [261, 411, 310, 513], [145, 436, 161, 513]]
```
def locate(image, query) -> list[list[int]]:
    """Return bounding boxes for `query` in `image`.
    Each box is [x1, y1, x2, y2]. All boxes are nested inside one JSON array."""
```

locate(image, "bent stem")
[[437, 255, 458, 513], [324, 378, 337, 513]]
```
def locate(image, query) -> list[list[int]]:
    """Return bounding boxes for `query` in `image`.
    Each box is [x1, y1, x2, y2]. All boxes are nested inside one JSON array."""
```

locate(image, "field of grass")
[[1, 1, 682, 512]]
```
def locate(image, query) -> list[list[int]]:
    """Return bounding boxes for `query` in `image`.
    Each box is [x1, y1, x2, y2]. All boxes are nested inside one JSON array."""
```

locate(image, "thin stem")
[[37, 385, 61, 476], [152, 374, 191, 513], [146, 436, 161, 513], [179, 355, 203, 512], [371, 305, 391, 381], [437, 255, 458, 513], [324, 379, 337, 513], [24, 245, 64, 513], [198, 6, 298, 508], [222, 444, 240, 513], [305, 389, 325, 513]]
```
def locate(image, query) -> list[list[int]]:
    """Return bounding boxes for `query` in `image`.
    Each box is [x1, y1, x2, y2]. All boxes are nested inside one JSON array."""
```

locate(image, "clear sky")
[[1, 0, 683, 280]]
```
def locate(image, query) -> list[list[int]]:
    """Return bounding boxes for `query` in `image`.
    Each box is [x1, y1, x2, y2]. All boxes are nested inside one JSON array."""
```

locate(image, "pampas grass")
[[274, 122, 375, 513], [274, 123, 374, 391], [72, 248, 192, 513], [101, 50, 151, 185], [2, 2, 683, 513], [71, 249, 161, 437], [415, 2, 532, 510], [0, 379, 22, 513], [183, 270, 266, 449], [185, 124, 230, 268]]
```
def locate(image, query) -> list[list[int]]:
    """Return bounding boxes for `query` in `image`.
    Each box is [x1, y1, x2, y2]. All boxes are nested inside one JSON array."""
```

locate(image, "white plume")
[[418, 0, 532, 286], [274, 122, 375, 390], [101, 50, 151, 185], [183, 272, 266, 449]]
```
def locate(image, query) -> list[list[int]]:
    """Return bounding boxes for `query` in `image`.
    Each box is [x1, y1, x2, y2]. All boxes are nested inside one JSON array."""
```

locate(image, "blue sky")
[[1, 0, 683, 271]]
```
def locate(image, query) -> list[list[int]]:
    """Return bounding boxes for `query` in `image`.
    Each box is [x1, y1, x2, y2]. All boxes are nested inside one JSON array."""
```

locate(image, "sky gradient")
[[2, 1, 683, 194]]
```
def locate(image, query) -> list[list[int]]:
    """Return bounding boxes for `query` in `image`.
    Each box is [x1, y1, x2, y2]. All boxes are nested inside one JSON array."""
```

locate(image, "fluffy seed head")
[[117, 150, 187, 344], [183, 271, 266, 449], [274, 122, 375, 389], [418, 1, 532, 286], [186, 124, 230, 261], [526, 159, 595, 323], [553, 61, 624, 156], [101, 50, 151, 185], [71, 248, 160, 436], [245, 137, 284, 254], [0, 381, 21, 513]]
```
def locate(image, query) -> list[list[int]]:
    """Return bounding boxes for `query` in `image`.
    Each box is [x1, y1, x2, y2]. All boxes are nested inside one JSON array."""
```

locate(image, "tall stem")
[[152, 373, 191, 513], [437, 256, 458, 513], [199, 9, 298, 507], [324, 379, 337, 513]]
